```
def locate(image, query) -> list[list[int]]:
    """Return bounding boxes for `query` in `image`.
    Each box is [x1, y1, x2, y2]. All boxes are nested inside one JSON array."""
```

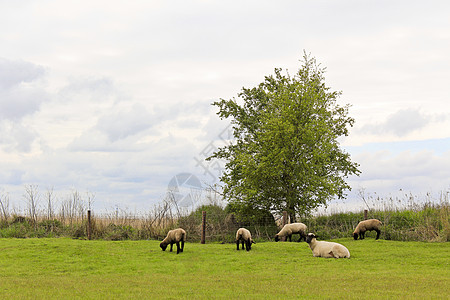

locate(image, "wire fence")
[[0, 198, 449, 242]]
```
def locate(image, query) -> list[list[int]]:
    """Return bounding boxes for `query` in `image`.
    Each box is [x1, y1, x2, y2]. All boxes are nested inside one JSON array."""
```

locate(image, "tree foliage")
[[208, 53, 360, 221]]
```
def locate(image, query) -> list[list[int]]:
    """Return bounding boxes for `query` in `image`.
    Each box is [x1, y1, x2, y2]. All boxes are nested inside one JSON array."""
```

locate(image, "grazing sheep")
[[160, 228, 186, 254], [306, 233, 350, 259], [274, 223, 307, 242], [353, 219, 382, 240], [235, 228, 255, 251]]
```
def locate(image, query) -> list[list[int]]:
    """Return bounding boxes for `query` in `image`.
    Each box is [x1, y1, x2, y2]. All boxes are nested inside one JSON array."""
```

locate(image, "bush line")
[[0, 202, 448, 242]]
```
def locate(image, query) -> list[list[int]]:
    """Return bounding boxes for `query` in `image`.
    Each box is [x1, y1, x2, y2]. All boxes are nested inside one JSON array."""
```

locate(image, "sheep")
[[274, 223, 307, 242], [306, 233, 350, 259], [235, 228, 255, 251], [160, 228, 186, 254], [353, 219, 382, 240]]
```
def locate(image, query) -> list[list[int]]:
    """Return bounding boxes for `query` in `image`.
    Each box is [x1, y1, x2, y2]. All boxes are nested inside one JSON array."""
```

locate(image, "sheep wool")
[[353, 219, 382, 240], [274, 223, 307, 242], [306, 233, 350, 259], [160, 228, 186, 254], [235, 228, 255, 251]]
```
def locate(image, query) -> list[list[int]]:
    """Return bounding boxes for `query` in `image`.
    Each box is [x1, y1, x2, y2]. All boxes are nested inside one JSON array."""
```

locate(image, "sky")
[[1, 0, 449, 214]]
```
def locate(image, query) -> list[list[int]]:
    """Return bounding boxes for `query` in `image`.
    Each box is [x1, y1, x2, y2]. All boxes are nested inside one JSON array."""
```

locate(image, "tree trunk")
[[287, 200, 296, 223], [288, 211, 296, 223]]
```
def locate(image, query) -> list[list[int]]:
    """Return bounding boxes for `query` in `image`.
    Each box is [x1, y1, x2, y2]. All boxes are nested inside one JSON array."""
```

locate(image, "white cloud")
[[1, 0, 450, 212], [0, 58, 44, 88], [95, 104, 155, 142], [360, 109, 430, 137], [0, 122, 37, 153], [0, 58, 48, 120], [343, 139, 450, 210]]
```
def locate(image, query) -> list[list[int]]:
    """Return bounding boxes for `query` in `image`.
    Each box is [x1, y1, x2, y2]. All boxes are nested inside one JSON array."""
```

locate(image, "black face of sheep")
[[160, 242, 168, 251], [353, 233, 359, 240], [306, 233, 316, 244]]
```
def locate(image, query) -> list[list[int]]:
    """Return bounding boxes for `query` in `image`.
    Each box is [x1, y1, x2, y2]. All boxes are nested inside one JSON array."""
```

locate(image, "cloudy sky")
[[1, 0, 449, 214]]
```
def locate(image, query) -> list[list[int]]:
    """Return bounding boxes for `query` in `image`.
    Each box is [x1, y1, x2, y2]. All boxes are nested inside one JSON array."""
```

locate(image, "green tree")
[[207, 53, 360, 222]]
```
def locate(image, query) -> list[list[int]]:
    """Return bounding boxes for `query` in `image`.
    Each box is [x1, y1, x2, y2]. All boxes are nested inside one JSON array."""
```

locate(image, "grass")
[[2, 201, 448, 242], [0, 238, 449, 299]]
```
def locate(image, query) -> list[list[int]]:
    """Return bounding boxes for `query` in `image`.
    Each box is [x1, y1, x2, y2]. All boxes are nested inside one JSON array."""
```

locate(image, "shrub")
[[178, 205, 232, 242], [0, 223, 30, 238], [0, 197, 447, 242], [224, 204, 278, 241], [39, 219, 63, 234], [102, 224, 135, 241]]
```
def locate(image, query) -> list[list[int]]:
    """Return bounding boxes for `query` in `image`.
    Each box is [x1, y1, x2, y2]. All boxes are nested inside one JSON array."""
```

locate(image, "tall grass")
[[0, 186, 448, 242], [304, 202, 449, 242], [305, 191, 449, 242]]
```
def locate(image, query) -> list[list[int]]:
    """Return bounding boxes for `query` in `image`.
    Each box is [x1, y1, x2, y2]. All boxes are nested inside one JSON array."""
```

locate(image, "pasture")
[[0, 238, 449, 299]]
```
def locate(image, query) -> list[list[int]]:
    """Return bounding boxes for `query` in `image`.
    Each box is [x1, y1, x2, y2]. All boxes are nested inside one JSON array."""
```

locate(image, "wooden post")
[[201, 211, 206, 244], [281, 211, 288, 242], [364, 209, 368, 220], [87, 210, 92, 240]]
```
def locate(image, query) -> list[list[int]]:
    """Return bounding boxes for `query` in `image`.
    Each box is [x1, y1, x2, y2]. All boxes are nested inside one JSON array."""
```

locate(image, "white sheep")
[[160, 228, 186, 254], [274, 223, 307, 242], [305, 233, 350, 259], [235, 228, 255, 251], [353, 219, 382, 240]]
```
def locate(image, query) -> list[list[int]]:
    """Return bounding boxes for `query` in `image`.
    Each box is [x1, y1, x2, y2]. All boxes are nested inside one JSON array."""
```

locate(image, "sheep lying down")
[[306, 233, 350, 259], [160, 228, 186, 254]]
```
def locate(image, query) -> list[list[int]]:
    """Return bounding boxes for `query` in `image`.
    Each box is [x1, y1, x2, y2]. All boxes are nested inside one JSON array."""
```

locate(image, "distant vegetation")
[[304, 202, 449, 242], [0, 186, 448, 242]]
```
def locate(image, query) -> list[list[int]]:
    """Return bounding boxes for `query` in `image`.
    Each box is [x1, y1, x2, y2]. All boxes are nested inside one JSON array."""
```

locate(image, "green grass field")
[[0, 238, 449, 299]]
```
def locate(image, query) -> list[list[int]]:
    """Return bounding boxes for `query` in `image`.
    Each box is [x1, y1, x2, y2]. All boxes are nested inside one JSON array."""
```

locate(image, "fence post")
[[87, 210, 92, 240], [281, 211, 288, 242], [364, 209, 368, 220], [201, 211, 206, 244]]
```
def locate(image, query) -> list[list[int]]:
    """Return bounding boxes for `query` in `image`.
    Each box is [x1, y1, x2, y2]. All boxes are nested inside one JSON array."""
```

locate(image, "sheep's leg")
[[375, 229, 380, 240], [245, 239, 251, 251], [236, 240, 240, 250], [241, 240, 245, 250], [176, 241, 180, 254], [169, 243, 173, 252], [288, 235, 292, 242], [361, 232, 365, 239], [181, 240, 184, 252]]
